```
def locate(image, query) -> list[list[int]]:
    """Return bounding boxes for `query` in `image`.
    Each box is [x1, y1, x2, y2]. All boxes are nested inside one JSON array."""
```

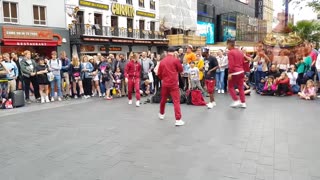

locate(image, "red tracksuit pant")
[[128, 78, 140, 101], [160, 86, 182, 120], [228, 73, 246, 103]]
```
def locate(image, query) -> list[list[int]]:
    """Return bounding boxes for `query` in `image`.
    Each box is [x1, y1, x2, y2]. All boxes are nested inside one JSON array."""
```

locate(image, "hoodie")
[[157, 54, 183, 88], [124, 60, 141, 79]]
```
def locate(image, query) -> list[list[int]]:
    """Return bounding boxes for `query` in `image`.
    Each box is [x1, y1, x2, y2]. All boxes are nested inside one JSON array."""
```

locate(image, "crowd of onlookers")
[[0, 41, 320, 109]]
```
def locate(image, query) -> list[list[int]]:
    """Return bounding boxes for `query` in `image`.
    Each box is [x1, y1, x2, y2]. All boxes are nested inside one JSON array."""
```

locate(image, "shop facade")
[[67, 0, 168, 57], [0, 0, 70, 58], [0, 26, 70, 58]]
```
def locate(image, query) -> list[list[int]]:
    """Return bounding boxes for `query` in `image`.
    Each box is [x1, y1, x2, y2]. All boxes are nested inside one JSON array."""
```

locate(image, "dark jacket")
[[20, 58, 37, 78], [157, 54, 183, 87]]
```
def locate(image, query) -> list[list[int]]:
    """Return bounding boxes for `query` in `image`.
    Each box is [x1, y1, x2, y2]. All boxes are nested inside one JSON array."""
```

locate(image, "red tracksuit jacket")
[[124, 60, 141, 79], [158, 54, 183, 87], [228, 48, 245, 74]]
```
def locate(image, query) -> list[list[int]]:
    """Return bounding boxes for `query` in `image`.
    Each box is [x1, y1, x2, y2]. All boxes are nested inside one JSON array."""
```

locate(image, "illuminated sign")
[[197, 21, 215, 44], [111, 3, 135, 17], [136, 11, 155, 18], [3, 26, 53, 40], [100, 46, 122, 51], [79, 0, 109, 10]]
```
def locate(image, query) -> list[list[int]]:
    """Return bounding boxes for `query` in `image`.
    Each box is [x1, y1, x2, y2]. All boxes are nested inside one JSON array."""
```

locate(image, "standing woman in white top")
[[216, 50, 228, 93], [273, 49, 290, 73]]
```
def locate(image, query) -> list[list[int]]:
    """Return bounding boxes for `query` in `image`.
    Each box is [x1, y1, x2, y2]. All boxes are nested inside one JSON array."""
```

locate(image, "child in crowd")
[[189, 61, 205, 93], [182, 59, 190, 91], [236, 75, 251, 96], [36, 57, 50, 103], [113, 67, 123, 97], [298, 79, 316, 100], [261, 76, 277, 96]]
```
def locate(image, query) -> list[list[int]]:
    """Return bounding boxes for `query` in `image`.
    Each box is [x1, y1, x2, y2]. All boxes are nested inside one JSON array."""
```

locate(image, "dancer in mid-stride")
[[124, 53, 141, 107], [157, 47, 184, 126], [226, 39, 246, 108]]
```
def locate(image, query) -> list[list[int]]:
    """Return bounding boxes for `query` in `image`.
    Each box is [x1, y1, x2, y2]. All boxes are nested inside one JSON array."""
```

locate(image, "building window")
[[150, 21, 155, 31], [33, 5, 46, 25], [126, 0, 132, 5], [150, 0, 155, 10], [139, 0, 144, 8], [3, 1, 18, 23]]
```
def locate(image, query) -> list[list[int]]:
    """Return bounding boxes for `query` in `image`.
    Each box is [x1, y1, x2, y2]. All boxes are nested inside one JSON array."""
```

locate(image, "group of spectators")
[[0, 41, 320, 109]]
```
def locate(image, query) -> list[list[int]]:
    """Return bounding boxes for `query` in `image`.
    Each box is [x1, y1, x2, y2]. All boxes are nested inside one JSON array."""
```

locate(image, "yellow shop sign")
[[79, 0, 109, 10], [111, 3, 135, 17], [136, 10, 155, 18]]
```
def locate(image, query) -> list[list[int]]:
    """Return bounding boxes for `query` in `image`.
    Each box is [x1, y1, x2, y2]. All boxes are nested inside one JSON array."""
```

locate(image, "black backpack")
[[151, 88, 161, 103]]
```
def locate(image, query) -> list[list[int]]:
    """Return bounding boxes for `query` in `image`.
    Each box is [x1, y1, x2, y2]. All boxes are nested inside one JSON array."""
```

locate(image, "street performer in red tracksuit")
[[157, 47, 184, 126], [124, 53, 141, 107], [226, 39, 247, 108]]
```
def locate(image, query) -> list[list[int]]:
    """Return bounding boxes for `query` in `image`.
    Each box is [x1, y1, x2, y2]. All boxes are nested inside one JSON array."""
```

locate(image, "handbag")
[[47, 72, 54, 82], [148, 72, 154, 83]]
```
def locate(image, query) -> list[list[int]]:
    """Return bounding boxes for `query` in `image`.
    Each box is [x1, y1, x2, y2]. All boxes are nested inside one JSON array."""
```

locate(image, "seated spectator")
[[261, 76, 277, 96], [275, 72, 291, 96], [256, 77, 266, 94], [298, 79, 316, 100], [287, 65, 299, 94], [236, 75, 251, 96], [268, 64, 281, 78]]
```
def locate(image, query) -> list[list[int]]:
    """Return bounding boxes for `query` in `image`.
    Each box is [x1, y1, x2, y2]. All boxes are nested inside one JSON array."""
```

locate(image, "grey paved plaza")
[[0, 94, 319, 180]]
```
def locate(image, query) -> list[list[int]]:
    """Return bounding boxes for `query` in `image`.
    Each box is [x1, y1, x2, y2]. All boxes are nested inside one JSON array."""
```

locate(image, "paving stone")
[[0, 95, 318, 179]]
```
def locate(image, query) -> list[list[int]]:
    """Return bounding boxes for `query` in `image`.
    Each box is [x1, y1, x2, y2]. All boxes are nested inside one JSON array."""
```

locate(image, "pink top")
[[304, 87, 316, 96]]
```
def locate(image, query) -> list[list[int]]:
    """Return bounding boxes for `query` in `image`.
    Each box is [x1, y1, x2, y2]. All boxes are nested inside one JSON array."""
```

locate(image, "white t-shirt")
[[287, 72, 298, 85]]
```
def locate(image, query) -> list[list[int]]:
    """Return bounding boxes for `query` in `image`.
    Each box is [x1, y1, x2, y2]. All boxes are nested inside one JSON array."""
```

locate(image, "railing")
[[69, 24, 165, 40]]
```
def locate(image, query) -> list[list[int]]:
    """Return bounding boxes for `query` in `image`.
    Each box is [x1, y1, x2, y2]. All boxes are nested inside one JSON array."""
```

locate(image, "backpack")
[[151, 89, 161, 103], [186, 89, 206, 106]]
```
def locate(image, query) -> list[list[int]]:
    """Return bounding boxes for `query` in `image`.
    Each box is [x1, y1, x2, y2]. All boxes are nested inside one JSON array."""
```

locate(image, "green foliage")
[[290, 20, 320, 42], [308, 0, 320, 13]]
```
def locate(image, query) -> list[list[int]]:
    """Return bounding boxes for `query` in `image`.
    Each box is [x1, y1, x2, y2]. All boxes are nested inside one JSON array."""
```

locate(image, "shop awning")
[[2, 39, 58, 46]]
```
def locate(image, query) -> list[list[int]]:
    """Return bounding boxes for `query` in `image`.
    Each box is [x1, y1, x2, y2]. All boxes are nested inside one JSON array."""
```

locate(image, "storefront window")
[[150, 0, 155, 10], [3, 1, 18, 23], [33, 5, 46, 25], [139, 0, 144, 8], [126, 0, 132, 5]]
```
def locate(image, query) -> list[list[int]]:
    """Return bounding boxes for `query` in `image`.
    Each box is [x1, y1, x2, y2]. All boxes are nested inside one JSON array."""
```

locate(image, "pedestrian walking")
[[226, 39, 247, 108], [157, 47, 184, 126]]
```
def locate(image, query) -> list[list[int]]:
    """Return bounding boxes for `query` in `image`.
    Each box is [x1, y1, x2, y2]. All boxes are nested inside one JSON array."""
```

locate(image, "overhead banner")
[[255, 0, 264, 19]]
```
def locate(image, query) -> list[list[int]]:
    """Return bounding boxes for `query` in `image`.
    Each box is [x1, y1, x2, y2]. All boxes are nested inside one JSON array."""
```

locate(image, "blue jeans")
[[216, 70, 225, 90], [50, 75, 62, 97], [255, 71, 266, 88]]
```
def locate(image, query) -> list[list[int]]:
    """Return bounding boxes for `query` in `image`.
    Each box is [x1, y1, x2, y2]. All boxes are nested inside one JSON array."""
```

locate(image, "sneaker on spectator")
[[218, 90, 221, 94], [25, 99, 32, 104], [175, 120, 185, 126], [41, 97, 45, 103], [221, 90, 225, 94], [51, 97, 55, 102], [230, 100, 241, 108], [74, 95, 78, 99], [45, 96, 50, 103], [58, 97, 62, 101], [317, 95, 320, 98], [159, 113, 165, 120]]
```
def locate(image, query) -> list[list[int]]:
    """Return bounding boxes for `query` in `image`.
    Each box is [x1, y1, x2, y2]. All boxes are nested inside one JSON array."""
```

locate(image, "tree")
[[307, 0, 320, 13], [289, 20, 320, 42]]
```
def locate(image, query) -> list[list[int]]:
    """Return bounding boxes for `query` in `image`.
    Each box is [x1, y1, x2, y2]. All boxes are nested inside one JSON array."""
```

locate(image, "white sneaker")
[[218, 90, 221, 94], [45, 96, 50, 103], [230, 100, 241, 108], [40, 97, 45, 103], [58, 97, 62, 101], [74, 95, 78, 99], [221, 90, 225, 94], [175, 120, 185, 126], [211, 102, 217, 107], [207, 102, 217, 109], [128, 100, 132, 105], [240, 103, 247, 108], [159, 113, 165, 120], [51, 97, 55, 102], [317, 95, 320, 98], [136, 101, 140, 107]]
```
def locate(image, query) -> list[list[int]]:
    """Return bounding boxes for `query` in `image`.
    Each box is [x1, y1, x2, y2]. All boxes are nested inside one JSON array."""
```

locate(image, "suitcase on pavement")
[[11, 90, 25, 108]]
